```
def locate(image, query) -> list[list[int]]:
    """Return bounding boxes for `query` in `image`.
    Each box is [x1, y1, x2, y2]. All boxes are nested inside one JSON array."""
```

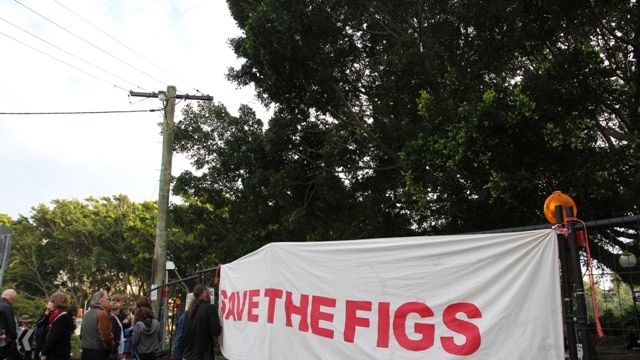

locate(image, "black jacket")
[[182, 300, 221, 360], [34, 309, 50, 354], [0, 298, 16, 344], [40, 312, 74, 360]]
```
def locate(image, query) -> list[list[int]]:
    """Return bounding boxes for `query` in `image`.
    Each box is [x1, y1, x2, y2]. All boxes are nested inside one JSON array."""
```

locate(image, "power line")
[[0, 109, 161, 115], [0, 16, 149, 92], [14, 0, 169, 88], [0, 30, 129, 92], [54, 0, 199, 94]]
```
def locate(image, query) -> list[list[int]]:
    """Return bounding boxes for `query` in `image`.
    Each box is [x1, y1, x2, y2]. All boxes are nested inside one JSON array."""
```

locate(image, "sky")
[[0, 0, 268, 219]]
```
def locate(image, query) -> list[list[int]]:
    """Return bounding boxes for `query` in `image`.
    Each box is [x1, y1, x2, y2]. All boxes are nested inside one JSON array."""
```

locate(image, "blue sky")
[[0, 0, 268, 219]]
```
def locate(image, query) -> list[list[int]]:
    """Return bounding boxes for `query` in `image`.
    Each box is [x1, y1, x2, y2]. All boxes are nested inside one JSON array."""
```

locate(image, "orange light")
[[543, 191, 577, 224]]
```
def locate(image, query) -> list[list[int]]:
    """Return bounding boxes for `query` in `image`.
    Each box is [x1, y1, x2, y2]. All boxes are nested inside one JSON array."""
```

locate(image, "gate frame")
[[149, 265, 219, 353]]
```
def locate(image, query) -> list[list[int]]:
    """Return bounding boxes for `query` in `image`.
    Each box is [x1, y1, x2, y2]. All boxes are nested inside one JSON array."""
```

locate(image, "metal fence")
[[151, 266, 220, 356], [579, 217, 640, 358]]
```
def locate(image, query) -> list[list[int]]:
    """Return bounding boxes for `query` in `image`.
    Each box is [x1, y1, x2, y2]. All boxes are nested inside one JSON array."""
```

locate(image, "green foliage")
[[70, 334, 81, 358], [3, 195, 191, 303], [13, 296, 46, 323], [175, 0, 640, 271], [174, 100, 416, 262], [588, 279, 640, 336], [5, 1, 640, 307], [0, 213, 12, 227]]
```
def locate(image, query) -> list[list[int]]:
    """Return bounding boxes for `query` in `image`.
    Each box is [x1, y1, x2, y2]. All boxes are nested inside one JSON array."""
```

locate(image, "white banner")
[[219, 229, 563, 359]]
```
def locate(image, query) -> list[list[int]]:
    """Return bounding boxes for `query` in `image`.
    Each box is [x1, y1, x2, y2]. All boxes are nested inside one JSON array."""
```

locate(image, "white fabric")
[[219, 229, 563, 359]]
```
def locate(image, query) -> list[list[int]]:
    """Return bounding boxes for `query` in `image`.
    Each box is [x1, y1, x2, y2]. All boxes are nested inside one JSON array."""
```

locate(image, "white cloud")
[[0, 0, 267, 218]]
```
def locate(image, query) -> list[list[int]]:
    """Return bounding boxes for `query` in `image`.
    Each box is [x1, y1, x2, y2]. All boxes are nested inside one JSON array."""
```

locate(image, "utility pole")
[[129, 86, 212, 324]]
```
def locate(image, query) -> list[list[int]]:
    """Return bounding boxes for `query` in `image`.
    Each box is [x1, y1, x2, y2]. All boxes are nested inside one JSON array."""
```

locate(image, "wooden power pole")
[[130, 86, 212, 318]]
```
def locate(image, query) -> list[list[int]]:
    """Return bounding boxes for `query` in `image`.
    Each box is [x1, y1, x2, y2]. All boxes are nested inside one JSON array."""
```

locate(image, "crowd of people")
[[0, 285, 222, 360]]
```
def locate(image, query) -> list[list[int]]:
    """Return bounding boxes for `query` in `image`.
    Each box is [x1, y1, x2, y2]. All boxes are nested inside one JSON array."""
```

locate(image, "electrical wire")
[[54, 0, 198, 94], [0, 16, 149, 92], [0, 109, 161, 115], [14, 0, 169, 88], [0, 30, 130, 92]]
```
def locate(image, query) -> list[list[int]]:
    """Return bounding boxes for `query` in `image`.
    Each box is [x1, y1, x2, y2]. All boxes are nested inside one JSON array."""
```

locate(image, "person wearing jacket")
[[108, 301, 124, 360], [122, 319, 133, 360], [0, 289, 20, 360], [34, 301, 53, 359], [182, 285, 221, 360], [39, 292, 74, 360], [173, 312, 186, 360], [17, 314, 35, 360], [80, 291, 114, 360], [130, 307, 161, 360]]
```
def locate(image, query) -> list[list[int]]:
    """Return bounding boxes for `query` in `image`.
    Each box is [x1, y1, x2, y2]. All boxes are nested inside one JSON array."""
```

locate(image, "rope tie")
[[565, 217, 605, 338]]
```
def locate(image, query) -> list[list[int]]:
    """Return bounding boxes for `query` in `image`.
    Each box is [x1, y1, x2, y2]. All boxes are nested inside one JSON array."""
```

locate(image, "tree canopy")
[[173, 0, 639, 273], [1, 196, 201, 305], [4, 1, 639, 300]]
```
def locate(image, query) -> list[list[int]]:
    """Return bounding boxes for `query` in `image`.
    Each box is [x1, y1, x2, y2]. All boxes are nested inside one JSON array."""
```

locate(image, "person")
[[34, 302, 54, 359], [17, 315, 35, 360], [121, 308, 134, 360], [130, 307, 161, 360], [80, 291, 114, 360], [111, 295, 131, 332], [173, 312, 186, 360], [136, 297, 151, 309], [39, 292, 75, 360], [132, 297, 152, 324], [182, 284, 221, 360], [19, 315, 32, 328], [108, 301, 124, 360], [626, 326, 640, 350], [0, 289, 20, 360]]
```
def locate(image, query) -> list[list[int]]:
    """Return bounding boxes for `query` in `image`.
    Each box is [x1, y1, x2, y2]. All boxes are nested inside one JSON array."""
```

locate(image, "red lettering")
[[441, 303, 482, 355], [393, 302, 434, 351], [235, 291, 248, 320], [247, 289, 260, 322], [219, 290, 228, 317], [264, 288, 283, 324], [223, 288, 482, 356], [310, 295, 336, 339], [285, 291, 309, 331], [377, 302, 390, 348], [225, 291, 238, 321], [344, 300, 372, 343]]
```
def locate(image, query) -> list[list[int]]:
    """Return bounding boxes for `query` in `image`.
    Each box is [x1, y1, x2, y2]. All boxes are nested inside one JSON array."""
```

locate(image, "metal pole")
[[566, 207, 592, 360], [628, 268, 640, 338], [556, 205, 578, 360], [163, 269, 169, 349]]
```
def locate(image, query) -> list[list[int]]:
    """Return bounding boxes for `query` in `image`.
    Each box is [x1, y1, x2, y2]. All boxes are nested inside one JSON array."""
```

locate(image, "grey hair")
[[90, 291, 106, 306], [1, 289, 16, 300]]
